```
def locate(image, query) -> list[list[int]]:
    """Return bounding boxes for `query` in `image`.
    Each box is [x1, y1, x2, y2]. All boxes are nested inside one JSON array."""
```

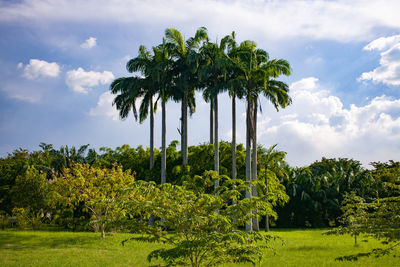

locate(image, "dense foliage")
[[0, 142, 397, 231], [277, 158, 373, 228]]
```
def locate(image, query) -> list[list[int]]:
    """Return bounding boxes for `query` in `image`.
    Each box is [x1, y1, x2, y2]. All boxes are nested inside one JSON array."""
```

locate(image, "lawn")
[[0, 228, 398, 266]]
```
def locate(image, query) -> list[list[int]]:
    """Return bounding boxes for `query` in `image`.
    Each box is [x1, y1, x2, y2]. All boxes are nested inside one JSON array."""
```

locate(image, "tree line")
[[1, 142, 397, 230]]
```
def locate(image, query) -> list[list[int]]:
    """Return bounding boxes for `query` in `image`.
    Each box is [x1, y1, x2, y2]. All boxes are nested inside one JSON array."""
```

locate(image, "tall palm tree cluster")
[[110, 27, 291, 231]]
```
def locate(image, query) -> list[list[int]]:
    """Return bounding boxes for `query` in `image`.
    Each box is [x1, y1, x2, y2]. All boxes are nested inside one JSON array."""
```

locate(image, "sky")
[[1, 0, 400, 167]]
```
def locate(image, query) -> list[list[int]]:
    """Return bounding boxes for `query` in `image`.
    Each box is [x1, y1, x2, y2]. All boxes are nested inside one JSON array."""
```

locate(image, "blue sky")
[[1, 0, 400, 167]]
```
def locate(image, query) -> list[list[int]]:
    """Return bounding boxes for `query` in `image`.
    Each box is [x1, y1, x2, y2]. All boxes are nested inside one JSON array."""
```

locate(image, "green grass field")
[[0, 229, 398, 266]]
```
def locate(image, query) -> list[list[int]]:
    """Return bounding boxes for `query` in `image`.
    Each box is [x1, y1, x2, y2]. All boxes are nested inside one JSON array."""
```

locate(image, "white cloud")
[[80, 37, 97, 49], [256, 77, 400, 166], [1, 0, 400, 42], [290, 77, 319, 91], [89, 91, 119, 120], [359, 35, 400, 86], [363, 35, 400, 51], [21, 59, 60, 80], [65, 67, 114, 94]]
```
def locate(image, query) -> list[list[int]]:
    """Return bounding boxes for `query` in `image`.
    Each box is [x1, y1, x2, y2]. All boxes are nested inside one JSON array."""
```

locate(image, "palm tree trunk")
[[148, 96, 155, 226], [180, 100, 184, 159], [161, 99, 166, 184], [252, 99, 259, 231], [184, 92, 188, 165], [232, 93, 237, 224], [214, 96, 219, 190], [182, 91, 188, 165], [210, 101, 214, 144], [232, 93, 236, 180], [245, 98, 252, 232], [150, 96, 154, 170]]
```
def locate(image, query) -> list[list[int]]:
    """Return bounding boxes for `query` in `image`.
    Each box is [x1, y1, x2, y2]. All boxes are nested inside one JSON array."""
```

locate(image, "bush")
[[12, 207, 43, 230], [11, 165, 50, 213]]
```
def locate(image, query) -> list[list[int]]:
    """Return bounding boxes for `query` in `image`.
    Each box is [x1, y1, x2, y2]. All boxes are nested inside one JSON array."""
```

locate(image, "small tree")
[[123, 174, 281, 267], [325, 192, 368, 246], [327, 176, 400, 260], [257, 167, 290, 231], [51, 163, 135, 238]]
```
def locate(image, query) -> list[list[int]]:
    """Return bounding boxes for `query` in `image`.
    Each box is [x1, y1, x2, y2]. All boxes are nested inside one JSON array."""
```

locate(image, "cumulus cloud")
[[363, 35, 400, 51], [80, 37, 97, 49], [65, 67, 114, 94], [359, 35, 400, 86], [1, 0, 400, 42], [89, 91, 119, 120], [256, 77, 400, 166], [290, 77, 319, 91], [21, 59, 60, 80]]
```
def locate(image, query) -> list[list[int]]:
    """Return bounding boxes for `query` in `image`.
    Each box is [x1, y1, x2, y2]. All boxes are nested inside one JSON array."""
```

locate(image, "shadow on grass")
[[270, 228, 330, 233], [290, 245, 330, 251], [0, 231, 102, 251]]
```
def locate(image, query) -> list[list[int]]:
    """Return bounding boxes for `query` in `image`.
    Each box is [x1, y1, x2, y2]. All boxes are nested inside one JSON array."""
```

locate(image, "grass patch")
[[0, 229, 398, 266]]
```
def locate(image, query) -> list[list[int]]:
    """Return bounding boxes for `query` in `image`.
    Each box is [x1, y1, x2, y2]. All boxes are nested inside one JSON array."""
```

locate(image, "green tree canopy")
[[51, 163, 136, 238]]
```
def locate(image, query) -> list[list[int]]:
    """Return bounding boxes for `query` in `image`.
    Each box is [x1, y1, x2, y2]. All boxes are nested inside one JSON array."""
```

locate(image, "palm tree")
[[152, 38, 174, 184], [225, 31, 242, 181], [198, 35, 232, 190], [57, 144, 90, 168], [233, 40, 291, 231], [165, 27, 208, 165], [110, 45, 157, 170], [230, 40, 258, 231]]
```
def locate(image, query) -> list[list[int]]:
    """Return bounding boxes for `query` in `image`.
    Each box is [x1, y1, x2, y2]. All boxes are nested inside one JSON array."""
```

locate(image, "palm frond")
[[187, 27, 208, 50], [165, 28, 186, 56]]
